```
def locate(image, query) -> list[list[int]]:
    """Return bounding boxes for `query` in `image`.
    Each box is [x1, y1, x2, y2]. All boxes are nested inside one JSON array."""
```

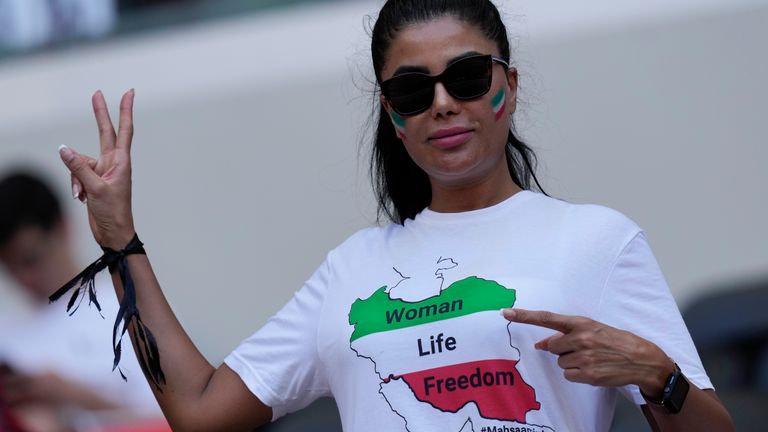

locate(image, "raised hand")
[[502, 308, 674, 398], [59, 90, 136, 250]]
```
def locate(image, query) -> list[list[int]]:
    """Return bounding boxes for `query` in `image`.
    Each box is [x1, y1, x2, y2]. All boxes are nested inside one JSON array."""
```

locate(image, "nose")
[[430, 82, 461, 118]]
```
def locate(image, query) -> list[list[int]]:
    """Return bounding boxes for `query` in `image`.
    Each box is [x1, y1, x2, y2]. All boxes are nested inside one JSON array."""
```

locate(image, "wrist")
[[101, 226, 136, 250], [641, 361, 692, 415], [639, 354, 675, 400]]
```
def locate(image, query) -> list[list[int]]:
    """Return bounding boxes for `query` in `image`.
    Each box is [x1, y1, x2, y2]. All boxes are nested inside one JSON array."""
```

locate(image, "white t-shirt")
[[225, 191, 712, 432]]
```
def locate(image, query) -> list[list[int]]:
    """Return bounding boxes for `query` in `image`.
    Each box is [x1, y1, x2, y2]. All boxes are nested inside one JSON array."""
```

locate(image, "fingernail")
[[72, 183, 80, 199], [58, 144, 74, 161], [500, 308, 514, 319]]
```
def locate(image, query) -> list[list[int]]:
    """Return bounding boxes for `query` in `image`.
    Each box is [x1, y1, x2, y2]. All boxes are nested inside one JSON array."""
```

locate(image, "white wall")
[[1, 0, 765, 362]]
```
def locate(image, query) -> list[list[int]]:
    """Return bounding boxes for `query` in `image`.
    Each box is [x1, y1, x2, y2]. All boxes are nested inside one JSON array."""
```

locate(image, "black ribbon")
[[48, 234, 165, 390]]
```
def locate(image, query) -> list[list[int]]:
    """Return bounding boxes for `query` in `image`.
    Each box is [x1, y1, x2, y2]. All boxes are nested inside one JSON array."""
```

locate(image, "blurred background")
[[0, 0, 765, 430]]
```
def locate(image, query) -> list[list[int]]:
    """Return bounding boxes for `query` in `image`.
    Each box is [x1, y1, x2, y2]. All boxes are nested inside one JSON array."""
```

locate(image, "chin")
[[429, 167, 488, 187]]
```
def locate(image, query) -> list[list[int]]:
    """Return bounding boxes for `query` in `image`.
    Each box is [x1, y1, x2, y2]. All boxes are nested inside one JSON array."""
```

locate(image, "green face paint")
[[390, 111, 407, 140], [391, 111, 406, 128]]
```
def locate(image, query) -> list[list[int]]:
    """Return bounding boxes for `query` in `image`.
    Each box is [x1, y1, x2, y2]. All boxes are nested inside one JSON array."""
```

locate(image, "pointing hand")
[[502, 308, 674, 398]]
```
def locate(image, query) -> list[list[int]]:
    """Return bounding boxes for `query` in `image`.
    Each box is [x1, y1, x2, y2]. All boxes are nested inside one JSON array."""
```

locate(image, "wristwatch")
[[641, 362, 690, 414]]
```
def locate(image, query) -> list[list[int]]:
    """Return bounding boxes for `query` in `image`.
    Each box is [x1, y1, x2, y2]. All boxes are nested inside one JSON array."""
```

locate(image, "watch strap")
[[641, 362, 690, 414]]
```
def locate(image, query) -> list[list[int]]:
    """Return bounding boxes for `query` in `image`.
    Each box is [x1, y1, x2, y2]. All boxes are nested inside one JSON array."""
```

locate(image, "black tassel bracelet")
[[48, 234, 166, 390]]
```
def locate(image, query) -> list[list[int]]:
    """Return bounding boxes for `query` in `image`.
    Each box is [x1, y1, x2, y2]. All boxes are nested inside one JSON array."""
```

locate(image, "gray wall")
[[1, 0, 766, 363]]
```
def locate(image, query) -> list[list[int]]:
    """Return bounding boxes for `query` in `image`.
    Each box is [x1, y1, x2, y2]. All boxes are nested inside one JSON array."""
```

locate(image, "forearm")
[[634, 347, 734, 431], [643, 387, 733, 432], [110, 252, 272, 431], [110, 253, 216, 430]]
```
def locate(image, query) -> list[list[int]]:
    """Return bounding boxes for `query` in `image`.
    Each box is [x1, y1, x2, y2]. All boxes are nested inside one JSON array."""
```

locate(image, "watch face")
[[664, 365, 690, 414]]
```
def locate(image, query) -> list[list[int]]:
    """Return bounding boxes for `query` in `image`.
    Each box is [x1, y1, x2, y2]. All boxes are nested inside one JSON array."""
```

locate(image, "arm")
[[503, 309, 734, 431], [641, 388, 730, 432], [110, 255, 272, 431], [59, 90, 272, 431]]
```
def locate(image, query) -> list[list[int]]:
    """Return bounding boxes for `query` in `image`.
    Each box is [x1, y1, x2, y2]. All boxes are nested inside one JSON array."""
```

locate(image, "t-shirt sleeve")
[[224, 256, 332, 421], [596, 231, 713, 405]]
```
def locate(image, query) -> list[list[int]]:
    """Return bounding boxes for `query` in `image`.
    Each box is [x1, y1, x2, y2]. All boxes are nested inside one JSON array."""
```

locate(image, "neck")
[[428, 168, 522, 213]]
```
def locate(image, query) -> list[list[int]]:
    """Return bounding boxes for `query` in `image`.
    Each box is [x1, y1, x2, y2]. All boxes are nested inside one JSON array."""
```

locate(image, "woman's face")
[[380, 16, 517, 189]]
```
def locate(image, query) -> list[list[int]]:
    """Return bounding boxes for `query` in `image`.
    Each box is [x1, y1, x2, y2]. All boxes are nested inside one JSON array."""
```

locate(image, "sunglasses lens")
[[382, 55, 494, 116], [444, 56, 493, 99], [384, 74, 434, 116]]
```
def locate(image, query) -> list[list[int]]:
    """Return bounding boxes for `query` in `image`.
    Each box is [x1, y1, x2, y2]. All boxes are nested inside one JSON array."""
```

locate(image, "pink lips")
[[428, 127, 474, 149]]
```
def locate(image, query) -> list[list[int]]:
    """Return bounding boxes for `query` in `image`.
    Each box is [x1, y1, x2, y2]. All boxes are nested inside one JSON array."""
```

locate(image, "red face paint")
[[491, 88, 506, 121]]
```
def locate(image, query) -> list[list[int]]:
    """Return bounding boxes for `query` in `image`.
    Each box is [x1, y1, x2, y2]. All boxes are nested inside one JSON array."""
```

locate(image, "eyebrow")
[[392, 50, 484, 77]]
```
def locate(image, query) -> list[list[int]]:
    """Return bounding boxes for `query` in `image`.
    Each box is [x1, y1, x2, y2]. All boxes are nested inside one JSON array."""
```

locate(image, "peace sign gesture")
[[59, 90, 137, 250], [502, 308, 674, 399]]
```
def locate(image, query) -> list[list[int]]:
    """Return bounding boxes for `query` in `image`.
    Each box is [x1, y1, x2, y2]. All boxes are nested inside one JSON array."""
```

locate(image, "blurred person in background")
[[0, 378, 26, 432], [0, 171, 165, 432], [0, 0, 115, 51]]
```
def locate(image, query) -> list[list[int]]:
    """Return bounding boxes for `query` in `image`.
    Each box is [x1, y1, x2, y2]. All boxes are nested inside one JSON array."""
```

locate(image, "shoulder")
[[327, 224, 400, 259], [526, 192, 642, 245]]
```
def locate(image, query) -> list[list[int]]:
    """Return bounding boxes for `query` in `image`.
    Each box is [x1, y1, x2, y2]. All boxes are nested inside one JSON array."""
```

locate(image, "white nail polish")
[[72, 184, 80, 199], [58, 144, 73, 159]]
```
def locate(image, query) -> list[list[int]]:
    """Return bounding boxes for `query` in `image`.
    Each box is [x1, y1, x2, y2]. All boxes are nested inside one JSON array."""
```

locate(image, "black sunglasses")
[[381, 54, 510, 116]]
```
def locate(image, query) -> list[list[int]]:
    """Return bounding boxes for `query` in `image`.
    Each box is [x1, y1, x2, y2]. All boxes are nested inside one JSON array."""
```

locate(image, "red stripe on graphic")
[[395, 359, 539, 422]]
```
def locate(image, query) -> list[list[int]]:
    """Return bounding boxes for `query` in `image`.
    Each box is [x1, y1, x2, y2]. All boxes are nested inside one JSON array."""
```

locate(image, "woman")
[[57, 0, 733, 430]]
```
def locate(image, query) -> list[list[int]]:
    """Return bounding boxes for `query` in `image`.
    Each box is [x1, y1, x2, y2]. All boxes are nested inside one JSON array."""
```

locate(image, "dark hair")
[[0, 171, 62, 245], [370, 0, 545, 224]]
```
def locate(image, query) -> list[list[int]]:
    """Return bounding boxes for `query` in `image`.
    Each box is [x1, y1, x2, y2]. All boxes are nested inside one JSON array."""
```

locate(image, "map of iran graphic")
[[348, 270, 555, 432]]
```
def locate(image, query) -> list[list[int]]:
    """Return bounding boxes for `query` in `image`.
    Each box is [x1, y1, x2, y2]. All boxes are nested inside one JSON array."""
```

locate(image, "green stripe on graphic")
[[348, 276, 515, 342]]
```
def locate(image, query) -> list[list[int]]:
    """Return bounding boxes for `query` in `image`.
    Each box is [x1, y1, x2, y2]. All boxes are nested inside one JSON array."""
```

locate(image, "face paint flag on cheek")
[[390, 111, 408, 141], [491, 88, 507, 121]]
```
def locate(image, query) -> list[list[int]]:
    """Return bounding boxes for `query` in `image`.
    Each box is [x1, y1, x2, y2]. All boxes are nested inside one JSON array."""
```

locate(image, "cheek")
[[490, 87, 508, 121]]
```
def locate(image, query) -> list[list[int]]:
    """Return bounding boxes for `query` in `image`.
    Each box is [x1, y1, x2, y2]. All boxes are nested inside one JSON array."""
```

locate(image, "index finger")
[[116, 89, 135, 151], [502, 308, 577, 333]]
